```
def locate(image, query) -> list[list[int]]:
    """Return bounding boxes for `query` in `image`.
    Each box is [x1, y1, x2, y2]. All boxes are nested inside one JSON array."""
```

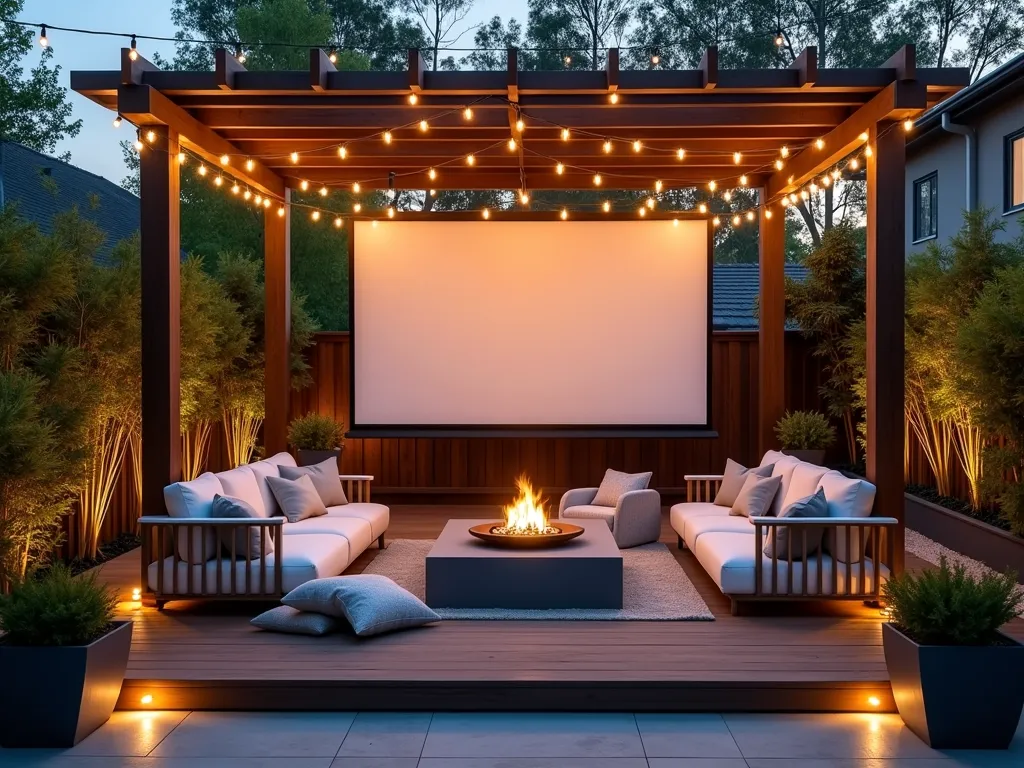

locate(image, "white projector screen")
[[351, 218, 711, 430]]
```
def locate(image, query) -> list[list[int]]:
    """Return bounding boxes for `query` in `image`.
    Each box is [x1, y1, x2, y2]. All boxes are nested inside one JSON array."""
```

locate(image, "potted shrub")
[[881, 557, 1024, 749], [288, 413, 345, 466], [0, 564, 132, 747], [774, 410, 835, 464]]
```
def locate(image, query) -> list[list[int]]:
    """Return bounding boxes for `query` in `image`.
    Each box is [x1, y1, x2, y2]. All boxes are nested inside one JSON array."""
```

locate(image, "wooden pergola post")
[[264, 189, 291, 456], [758, 192, 786, 457], [139, 124, 182, 512], [866, 120, 906, 573]]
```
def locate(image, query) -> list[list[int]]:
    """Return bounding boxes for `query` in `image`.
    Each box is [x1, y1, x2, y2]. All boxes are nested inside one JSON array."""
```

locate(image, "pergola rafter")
[[72, 45, 969, 574]]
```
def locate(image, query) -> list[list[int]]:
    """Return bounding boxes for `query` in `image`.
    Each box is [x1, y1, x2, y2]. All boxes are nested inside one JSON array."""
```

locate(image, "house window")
[[1008, 129, 1024, 213], [913, 172, 938, 241]]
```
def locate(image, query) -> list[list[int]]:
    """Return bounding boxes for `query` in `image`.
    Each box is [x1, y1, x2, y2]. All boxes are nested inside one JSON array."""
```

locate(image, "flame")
[[504, 475, 547, 533]]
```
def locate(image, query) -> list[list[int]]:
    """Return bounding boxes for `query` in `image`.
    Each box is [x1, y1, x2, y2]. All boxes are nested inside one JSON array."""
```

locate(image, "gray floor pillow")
[[283, 575, 441, 637], [250, 606, 341, 636]]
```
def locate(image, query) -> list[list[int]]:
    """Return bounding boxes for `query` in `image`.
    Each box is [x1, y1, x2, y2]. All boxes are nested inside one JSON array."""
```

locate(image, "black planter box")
[[0, 620, 133, 748], [296, 447, 342, 467], [905, 492, 1024, 578], [883, 622, 1024, 749]]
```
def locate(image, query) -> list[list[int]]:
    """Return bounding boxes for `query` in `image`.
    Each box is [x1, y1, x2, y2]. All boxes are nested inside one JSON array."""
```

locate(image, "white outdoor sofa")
[[138, 452, 389, 608], [670, 450, 897, 614]]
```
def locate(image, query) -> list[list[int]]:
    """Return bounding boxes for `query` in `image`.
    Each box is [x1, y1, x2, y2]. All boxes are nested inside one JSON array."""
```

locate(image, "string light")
[[865, 145, 873, 157], [145, 130, 156, 143], [133, 136, 144, 152], [780, 197, 789, 207], [519, 191, 530, 205], [515, 118, 525, 132], [243, 189, 252, 200], [774, 30, 784, 46], [800, 189, 809, 200], [646, 197, 656, 209], [903, 118, 914, 132], [723, 191, 732, 202], [231, 182, 240, 194], [428, 167, 437, 181], [112, 114, 122, 128], [698, 203, 708, 214], [831, 168, 841, 180], [213, 175, 223, 187], [746, 211, 755, 221], [780, 145, 790, 158], [262, 198, 270, 209], [353, 202, 362, 213], [387, 206, 395, 218], [508, 137, 517, 151], [677, 148, 685, 160], [219, 153, 229, 165], [429, 189, 437, 196], [810, 182, 818, 193], [603, 200, 611, 213], [277, 205, 285, 217], [338, 146, 347, 159], [593, 174, 602, 186], [765, 208, 773, 218], [419, 120, 428, 132], [564, 55, 572, 66], [290, 151, 299, 163], [673, 218, 679, 226], [603, 140, 613, 153], [555, 162, 564, 174], [708, 180, 717, 192], [860, 131, 870, 142], [561, 127, 570, 141], [300, 180, 309, 191], [311, 210, 320, 221], [197, 163, 207, 176], [382, 131, 393, 144], [319, 185, 328, 196], [128, 35, 138, 61], [849, 157, 860, 170], [609, 92, 619, 104], [733, 151, 742, 164], [638, 206, 646, 217], [176, 151, 185, 164], [633, 140, 642, 152], [732, 214, 741, 226], [775, 159, 784, 170], [560, 208, 568, 220], [814, 138, 825, 150], [463, 107, 473, 120], [789, 193, 798, 203], [713, 216, 721, 227], [353, 182, 361, 193], [245, 158, 254, 171], [467, 154, 476, 166], [329, 49, 337, 64], [254, 194, 262, 205], [651, 47, 661, 65], [234, 43, 245, 64], [38, 24, 48, 47], [408, 93, 418, 105], [482, 207, 490, 219], [822, 175, 831, 187], [655, 180, 663, 193], [739, 175, 748, 186]]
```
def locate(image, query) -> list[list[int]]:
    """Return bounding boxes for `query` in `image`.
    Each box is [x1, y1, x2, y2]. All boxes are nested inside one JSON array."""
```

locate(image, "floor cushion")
[[250, 606, 342, 636], [283, 575, 440, 636]]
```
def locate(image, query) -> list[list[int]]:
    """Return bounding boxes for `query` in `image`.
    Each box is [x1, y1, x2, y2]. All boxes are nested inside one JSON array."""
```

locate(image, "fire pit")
[[468, 475, 584, 549]]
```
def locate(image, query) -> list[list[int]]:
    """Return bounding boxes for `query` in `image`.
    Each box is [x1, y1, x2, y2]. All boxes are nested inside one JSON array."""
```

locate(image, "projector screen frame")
[[346, 211, 715, 439]]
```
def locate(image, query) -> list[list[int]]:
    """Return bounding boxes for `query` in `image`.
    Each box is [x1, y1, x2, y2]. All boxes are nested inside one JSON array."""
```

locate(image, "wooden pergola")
[[73, 45, 968, 573]]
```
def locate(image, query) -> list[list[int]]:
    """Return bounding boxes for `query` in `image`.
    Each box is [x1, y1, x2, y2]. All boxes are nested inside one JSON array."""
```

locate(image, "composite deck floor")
[[95, 506, 1024, 712]]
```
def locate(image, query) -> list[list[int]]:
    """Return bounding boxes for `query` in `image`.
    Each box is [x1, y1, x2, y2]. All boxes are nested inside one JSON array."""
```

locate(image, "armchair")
[[558, 487, 662, 548]]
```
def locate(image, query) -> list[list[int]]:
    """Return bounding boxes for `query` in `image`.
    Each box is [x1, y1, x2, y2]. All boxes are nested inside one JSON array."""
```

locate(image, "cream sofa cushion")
[[684, 512, 760, 551], [782, 462, 829, 510], [327, 502, 389, 540], [248, 452, 298, 517], [163, 472, 222, 563], [669, 502, 724, 544], [215, 465, 267, 518], [284, 514, 373, 555], [765, 455, 801, 516]]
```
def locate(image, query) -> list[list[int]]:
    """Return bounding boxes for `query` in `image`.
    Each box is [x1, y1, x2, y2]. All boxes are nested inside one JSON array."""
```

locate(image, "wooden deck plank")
[[96, 505, 1023, 712]]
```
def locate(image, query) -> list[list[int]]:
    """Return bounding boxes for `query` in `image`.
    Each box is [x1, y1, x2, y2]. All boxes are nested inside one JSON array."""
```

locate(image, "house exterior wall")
[[906, 96, 1024, 254]]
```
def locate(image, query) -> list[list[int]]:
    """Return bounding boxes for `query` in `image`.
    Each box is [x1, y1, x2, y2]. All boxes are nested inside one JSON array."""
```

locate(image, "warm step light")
[[140, 694, 153, 705]]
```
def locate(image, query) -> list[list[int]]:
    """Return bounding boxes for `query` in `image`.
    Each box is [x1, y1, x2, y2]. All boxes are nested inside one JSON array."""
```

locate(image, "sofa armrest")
[[612, 489, 662, 548], [559, 487, 599, 515], [685, 475, 723, 503], [339, 475, 373, 503]]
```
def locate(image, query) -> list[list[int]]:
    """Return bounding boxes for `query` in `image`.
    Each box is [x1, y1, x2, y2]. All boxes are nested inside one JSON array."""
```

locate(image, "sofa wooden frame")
[[682, 474, 898, 613], [139, 475, 375, 608]]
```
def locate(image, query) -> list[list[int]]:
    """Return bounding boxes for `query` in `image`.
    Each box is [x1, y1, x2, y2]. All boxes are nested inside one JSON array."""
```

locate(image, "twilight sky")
[[19, 0, 531, 185]]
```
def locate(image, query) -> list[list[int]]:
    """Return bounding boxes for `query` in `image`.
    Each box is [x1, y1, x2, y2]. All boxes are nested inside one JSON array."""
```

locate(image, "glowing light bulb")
[[850, 158, 860, 170], [673, 218, 679, 226], [482, 207, 490, 219], [408, 93, 418, 105], [903, 118, 914, 132], [197, 164, 207, 176], [353, 202, 362, 213], [555, 162, 564, 175], [655, 180, 663, 193], [868, 696, 881, 707], [609, 92, 619, 104], [145, 130, 156, 143], [815, 138, 825, 150], [800, 190, 809, 200], [564, 55, 572, 66], [740, 175, 748, 186], [865, 145, 873, 157], [520, 191, 530, 205], [832, 168, 841, 180], [746, 210, 755, 221], [112, 115, 122, 128], [329, 50, 337, 64], [789, 193, 798, 203], [733, 151, 742, 164], [561, 127, 570, 141], [781, 145, 790, 158], [677, 148, 685, 160], [633, 140, 642, 152], [243, 189, 252, 200], [781, 197, 789, 207], [214, 175, 223, 187], [129, 36, 138, 61], [290, 151, 299, 163], [319, 186, 328, 196], [860, 131, 870, 142], [338, 146, 348, 159], [515, 118, 525, 132], [593, 174, 602, 186], [428, 168, 437, 181], [387, 207, 395, 218], [603, 141, 613, 153], [419, 120, 428, 132], [464, 107, 473, 120], [603, 201, 611, 213], [231, 183, 240, 195], [254, 194, 262, 205], [810, 182, 818, 193], [698, 203, 708, 214], [353, 182, 361, 193], [245, 158, 254, 171], [38, 25, 48, 48], [383, 131, 392, 144], [429, 189, 436, 196], [822, 176, 831, 187], [638, 206, 647, 217], [775, 31, 784, 46], [140, 694, 153, 705], [300, 180, 309, 191], [646, 197, 655, 209], [176, 152, 185, 164], [560, 208, 568, 220], [277, 206, 285, 217], [708, 180, 717, 192], [131, 587, 141, 601], [723, 191, 732, 202], [713, 216, 721, 227], [732, 214, 741, 226], [775, 159, 784, 170], [262, 198, 271, 209], [311, 210, 320, 221], [467, 154, 476, 166], [220, 154, 230, 165], [765, 208, 773, 218], [508, 137, 517, 151]]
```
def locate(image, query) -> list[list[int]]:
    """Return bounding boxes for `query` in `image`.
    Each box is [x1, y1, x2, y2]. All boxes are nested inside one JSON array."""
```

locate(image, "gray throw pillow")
[[714, 459, 774, 507], [730, 473, 782, 518], [212, 493, 273, 560], [282, 575, 441, 637], [592, 469, 653, 507], [250, 606, 341, 636], [279, 456, 348, 507], [266, 474, 328, 523], [763, 487, 828, 560]]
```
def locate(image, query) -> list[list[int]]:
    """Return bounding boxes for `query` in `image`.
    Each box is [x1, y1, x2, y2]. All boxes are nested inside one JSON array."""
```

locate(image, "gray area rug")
[[363, 539, 715, 621]]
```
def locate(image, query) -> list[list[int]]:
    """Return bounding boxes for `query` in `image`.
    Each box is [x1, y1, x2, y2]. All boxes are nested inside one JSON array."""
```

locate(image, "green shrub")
[[287, 413, 344, 451], [0, 564, 118, 646], [882, 557, 1023, 645], [774, 410, 836, 451]]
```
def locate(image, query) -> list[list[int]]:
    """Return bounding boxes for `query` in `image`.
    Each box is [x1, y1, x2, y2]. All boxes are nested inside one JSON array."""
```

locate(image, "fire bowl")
[[468, 522, 585, 549]]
